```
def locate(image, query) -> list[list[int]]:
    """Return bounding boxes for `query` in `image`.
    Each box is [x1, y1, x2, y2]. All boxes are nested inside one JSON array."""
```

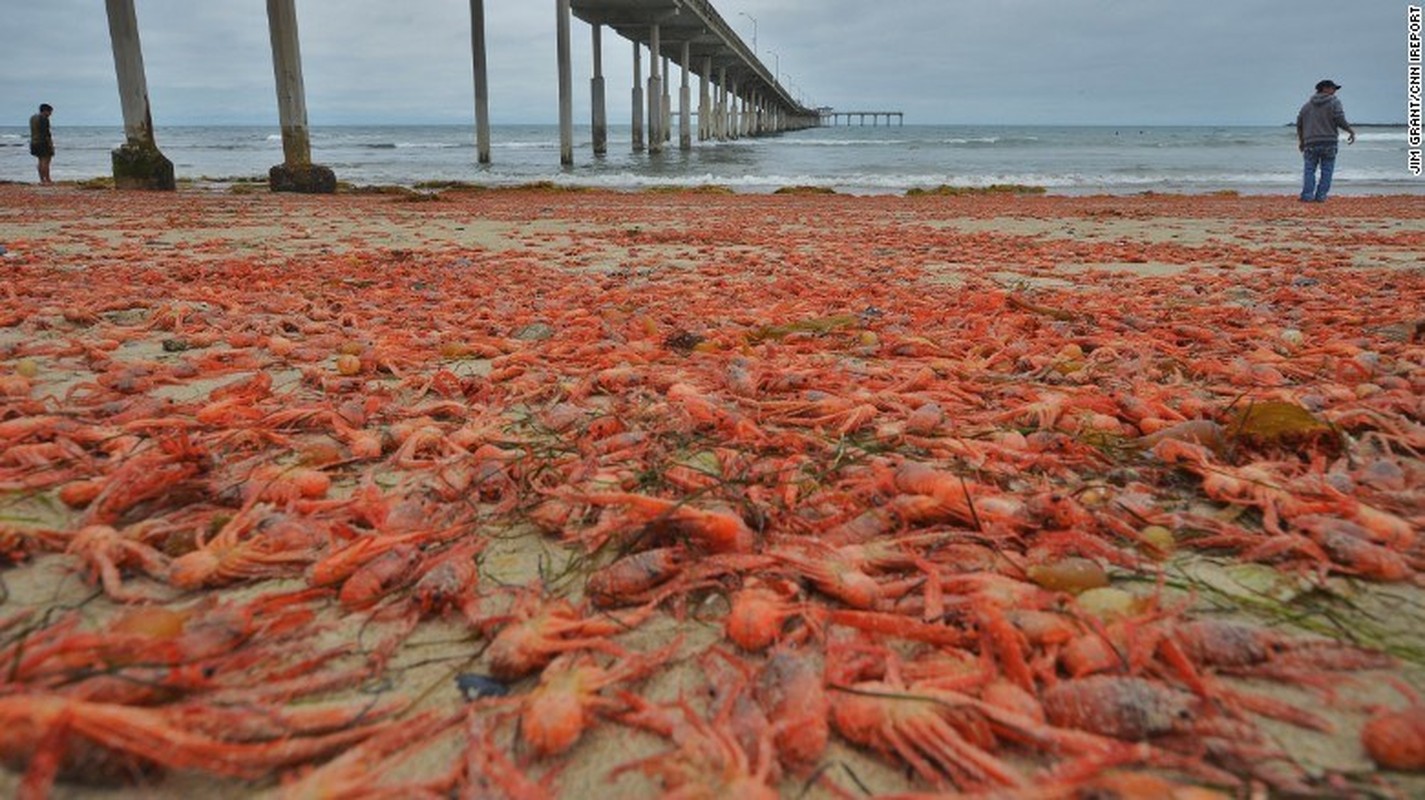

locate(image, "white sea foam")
[[1352, 131, 1408, 143], [492, 140, 559, 150], [363, 142, 466, 150]]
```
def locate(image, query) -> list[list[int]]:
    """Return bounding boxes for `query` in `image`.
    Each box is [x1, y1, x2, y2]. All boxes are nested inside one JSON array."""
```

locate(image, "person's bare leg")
[[38, 157, 52, 185]]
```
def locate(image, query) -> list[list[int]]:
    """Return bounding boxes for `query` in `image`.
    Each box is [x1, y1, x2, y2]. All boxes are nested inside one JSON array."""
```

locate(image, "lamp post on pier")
[[738, 12, 757, 52]]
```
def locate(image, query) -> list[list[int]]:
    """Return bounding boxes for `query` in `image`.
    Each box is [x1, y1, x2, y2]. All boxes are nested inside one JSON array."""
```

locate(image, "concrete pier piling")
[[104, 0, 174, 190], [662, 56, 672, 144], [699, 56, 712, 141], [631, 42, 644, 152], [679, 42, 691, 152], [729, 83, 739, 140], [591, 24, 607, 157], [647, 24, 662, 155], [716, 68, 728, 141], [265, 0, 334, 193], [470, 0, 492, 164], [556, 0, 574, 166]]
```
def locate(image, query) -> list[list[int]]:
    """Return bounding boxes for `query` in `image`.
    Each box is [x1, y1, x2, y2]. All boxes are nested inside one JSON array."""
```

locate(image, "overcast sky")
[[1, 1, 1412, 128]]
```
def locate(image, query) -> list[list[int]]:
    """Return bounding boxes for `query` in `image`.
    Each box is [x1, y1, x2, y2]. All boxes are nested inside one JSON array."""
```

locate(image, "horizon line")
[[3, 120, 1411, 129]]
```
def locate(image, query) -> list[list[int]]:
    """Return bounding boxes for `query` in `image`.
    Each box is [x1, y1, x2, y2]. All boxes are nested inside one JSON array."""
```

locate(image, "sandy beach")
[[1, 183, 1423, 799]]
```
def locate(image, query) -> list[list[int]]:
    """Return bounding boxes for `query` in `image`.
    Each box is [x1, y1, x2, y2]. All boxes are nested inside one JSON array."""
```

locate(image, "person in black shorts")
[[29, 104, 54, 185]]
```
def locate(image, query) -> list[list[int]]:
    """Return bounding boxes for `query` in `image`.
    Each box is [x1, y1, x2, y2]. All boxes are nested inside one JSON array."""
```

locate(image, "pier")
[[99, 0, 824, 192], [568, 0, 820, 162], [820, 110, 904, 127]]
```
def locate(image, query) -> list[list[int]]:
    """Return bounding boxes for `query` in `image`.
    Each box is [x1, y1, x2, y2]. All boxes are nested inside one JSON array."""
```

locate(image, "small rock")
[[456, 673, 511, 701], [663, 329, 704, 352], [512, 322, 554, 341]]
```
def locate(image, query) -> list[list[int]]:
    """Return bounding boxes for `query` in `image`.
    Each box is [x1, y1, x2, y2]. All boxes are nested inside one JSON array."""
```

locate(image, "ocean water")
[[0, 123, 1419, 196]]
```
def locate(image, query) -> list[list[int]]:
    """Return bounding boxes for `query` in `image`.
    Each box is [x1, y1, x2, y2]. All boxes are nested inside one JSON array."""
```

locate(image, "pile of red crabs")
[[0, 189, 1422, 798]]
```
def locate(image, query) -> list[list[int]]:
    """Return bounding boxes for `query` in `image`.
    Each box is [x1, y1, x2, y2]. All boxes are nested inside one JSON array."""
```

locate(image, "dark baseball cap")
[[1315, 80, 1342, 91]]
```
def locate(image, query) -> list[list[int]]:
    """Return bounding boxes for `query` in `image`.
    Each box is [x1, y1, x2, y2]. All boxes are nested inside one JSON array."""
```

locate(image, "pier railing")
[[820, 111, 905, 126]]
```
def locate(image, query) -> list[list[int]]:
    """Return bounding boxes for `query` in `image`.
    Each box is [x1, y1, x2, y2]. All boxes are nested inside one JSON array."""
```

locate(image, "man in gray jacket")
[[1296, 80, 1356, 202]]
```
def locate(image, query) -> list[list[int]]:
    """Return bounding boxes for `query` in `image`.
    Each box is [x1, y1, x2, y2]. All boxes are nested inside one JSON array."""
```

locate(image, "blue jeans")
[[1301, 143, 1338, 201]]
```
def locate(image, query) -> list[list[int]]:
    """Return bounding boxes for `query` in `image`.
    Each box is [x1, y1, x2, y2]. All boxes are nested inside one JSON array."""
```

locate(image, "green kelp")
[[1227, 400, 1342, 458], [746, 313, 860, 344]]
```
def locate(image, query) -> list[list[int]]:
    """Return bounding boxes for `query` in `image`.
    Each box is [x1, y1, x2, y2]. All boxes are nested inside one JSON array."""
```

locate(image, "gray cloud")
[[1, 0, 1410, 127]]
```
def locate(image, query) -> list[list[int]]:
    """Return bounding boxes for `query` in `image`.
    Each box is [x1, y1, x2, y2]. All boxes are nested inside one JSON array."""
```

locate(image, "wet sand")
[[0, 184, 1422, 798]]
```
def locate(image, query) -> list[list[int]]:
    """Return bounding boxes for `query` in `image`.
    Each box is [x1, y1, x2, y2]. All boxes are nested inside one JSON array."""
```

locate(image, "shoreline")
[[4, 123, 1421, 197], [6, 176, 1425, 199]]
